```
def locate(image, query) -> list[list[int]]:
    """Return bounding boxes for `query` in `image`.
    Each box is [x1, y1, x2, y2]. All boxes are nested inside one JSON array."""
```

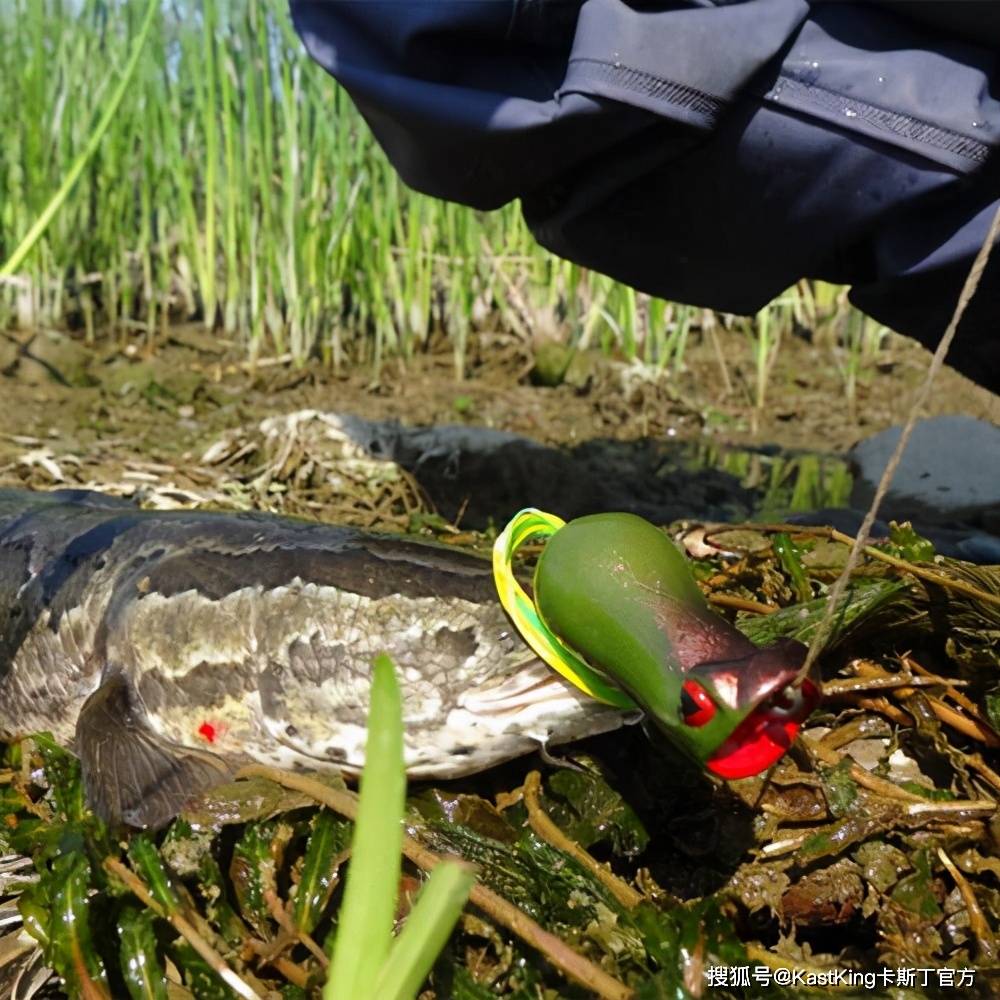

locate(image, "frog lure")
[[493, 510, 822, 778]]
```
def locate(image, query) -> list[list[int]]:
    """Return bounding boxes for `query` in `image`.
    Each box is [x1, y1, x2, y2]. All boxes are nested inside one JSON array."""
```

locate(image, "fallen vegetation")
[[1, 512, 998, 998]]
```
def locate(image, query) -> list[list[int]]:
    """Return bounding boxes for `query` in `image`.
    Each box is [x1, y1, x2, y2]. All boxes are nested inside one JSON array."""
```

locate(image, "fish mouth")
[[706, 676, 821, 779]]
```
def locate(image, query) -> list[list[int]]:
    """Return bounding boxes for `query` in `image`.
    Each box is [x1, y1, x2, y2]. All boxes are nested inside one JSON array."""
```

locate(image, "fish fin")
[[76, 672, 232, 830]]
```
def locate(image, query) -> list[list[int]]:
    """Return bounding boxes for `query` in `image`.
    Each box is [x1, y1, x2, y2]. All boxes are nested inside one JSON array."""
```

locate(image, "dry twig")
[[105, 858, 263, 1000], [236, 764, 634, 1000], [522, 771, 643, 910]]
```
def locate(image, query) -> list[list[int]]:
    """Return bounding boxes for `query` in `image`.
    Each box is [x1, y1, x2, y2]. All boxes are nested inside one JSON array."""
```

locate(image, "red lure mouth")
[[706, 679, 821, 779]]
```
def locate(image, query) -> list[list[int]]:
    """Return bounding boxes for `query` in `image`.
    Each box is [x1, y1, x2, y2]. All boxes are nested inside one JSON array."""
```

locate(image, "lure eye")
[[767, 685, 805, 719], [680, 680, 717, 727]]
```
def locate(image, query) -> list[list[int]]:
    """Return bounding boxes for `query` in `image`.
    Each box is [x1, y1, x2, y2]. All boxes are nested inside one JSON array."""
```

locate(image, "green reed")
[[1, 0, 863, 378], [325, 654, 473, 1000]]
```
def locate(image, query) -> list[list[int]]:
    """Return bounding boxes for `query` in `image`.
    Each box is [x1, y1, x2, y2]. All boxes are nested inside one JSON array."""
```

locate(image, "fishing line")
[[802, 201, 1000, 677]]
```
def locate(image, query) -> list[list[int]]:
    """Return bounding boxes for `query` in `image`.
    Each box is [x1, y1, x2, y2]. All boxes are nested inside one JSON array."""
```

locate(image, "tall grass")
[[0, 0, 867, 381]]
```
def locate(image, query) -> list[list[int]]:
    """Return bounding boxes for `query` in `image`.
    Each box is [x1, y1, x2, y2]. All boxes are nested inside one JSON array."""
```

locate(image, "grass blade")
[[374, 862, 476, 1000], [0, 0, 159, 277], [324, 652, 406, 999]]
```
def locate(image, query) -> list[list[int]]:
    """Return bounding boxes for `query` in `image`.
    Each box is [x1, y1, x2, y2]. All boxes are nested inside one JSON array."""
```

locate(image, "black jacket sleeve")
[[290, 0, 1000, 391]]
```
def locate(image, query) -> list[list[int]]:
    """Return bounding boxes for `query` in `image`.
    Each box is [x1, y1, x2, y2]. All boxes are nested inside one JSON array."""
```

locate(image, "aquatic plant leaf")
[[419, 819, 622, 931], [7, 818, 55, 864], [446, 967, 497, 1000], [407, 511, 455, 535], [411, 790, 518, 844], [293, 808, 351, 935], [872, 559, 1000, 669], [544, 767, 649, 858], [325, 653, 406, 999], [852, 841, 911, 893], [461, 828, 567, 922], [634, 969, 693, 999], [633, 897, 747, 995], [196, 851, 249, 948], [17, 890, 50, 951], [181, 775, 318, 828], [583, 901, 646, 966], [798, 814, 889, 862], [159, 820, 215, 878], [986, 691, 1000, 731], [129, 835, 180, 915], [170, 942, 230, 1000], [897, 781, 955, 802], [736, 578, 907, 649], [31, 734, 85, 824], [884, 522, 936, 562], [117, 905, 168, 1000], [157, 820, 249, 946], [772, 532, 812, 603], [817, 759, 858, 817], [891, 850, 942, 919], [47, 852, 110, 997], [230, 819, 291, 936]]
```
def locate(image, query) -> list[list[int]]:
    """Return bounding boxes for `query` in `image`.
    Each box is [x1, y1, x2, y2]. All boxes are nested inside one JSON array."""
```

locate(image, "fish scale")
[[0, 488, 626, 830]]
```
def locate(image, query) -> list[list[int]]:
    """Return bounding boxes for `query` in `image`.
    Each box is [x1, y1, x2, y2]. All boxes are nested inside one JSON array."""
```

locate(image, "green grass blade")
[[374, 862, 476, 1000], [117, 906, 169, 1000], [324, 652, 406, 999], [0, 0, 159, 278]]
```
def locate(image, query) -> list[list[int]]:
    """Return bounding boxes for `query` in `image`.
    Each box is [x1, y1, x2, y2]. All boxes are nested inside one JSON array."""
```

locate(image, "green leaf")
[[817, 759, 858, 817], [293, 809, 351, 935], [375, 862, 476, 1000], [129, 835, 180, 915], [985, 690, 1000, 731], [445, 967, 497, 1000], [118, 905, 169, 1000], [772, 532, 812, 603], [324, 653, 406, 999], [884, 521, 936, 562], [170, 942, 231, 1000], [48, 852, 110, 997], [230, 819, 290, 935], [737, 578, 907, 649], [32, 733, 86, 823], [853, 841, 910, 893], [160, 820, 246, 946], [18, 890, 51, 950], [891, 849, 942, 918], [410, 790, 518, 844], [897, 782, 955, 802], [181, 775, 319, 828], [452, 393, 475, 415], [545, 766, 649, 858]]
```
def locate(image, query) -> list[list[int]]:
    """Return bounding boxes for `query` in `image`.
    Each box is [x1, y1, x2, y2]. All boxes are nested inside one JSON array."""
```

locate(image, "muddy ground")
[[1, 323, 997, 524], [2, 322, 1000, 998]]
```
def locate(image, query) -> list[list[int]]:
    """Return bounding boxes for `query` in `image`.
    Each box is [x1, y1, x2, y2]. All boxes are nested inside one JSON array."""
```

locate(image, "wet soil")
[[1, 323, 996, 523], [3, 323, 999, 995]]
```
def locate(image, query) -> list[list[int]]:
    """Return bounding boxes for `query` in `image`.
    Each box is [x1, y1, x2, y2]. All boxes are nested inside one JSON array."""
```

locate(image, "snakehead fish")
[[0, 488, 627, 829]]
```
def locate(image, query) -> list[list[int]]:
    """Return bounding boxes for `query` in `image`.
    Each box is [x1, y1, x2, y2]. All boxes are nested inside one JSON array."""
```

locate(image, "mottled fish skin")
[[0, 489, 625, 805]]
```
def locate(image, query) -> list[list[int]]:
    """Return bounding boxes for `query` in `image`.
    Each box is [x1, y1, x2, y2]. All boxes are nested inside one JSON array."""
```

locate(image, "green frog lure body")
[[493, 510, 821, 778]]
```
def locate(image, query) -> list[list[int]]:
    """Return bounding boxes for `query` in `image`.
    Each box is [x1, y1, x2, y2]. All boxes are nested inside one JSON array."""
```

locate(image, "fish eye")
[[767, 684, 804, 718], [679, 680, 717, 727]]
